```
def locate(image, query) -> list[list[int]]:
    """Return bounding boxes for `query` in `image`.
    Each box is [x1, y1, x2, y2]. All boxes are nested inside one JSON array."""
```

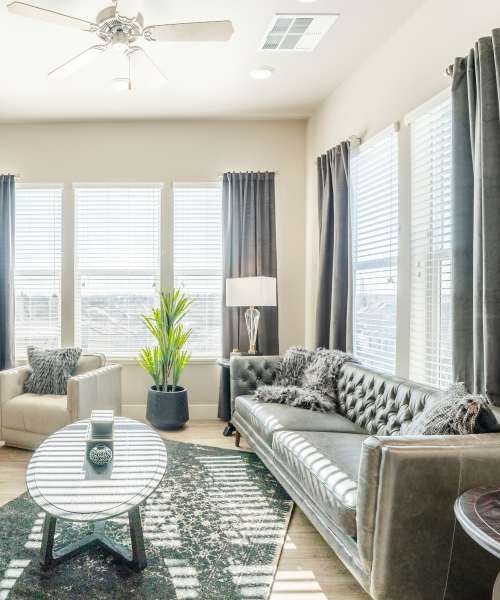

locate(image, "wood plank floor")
[[0, 421, 369, 600]]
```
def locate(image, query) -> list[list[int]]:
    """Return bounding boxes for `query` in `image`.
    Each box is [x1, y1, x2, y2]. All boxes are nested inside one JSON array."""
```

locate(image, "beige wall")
[[0, 119, 306, 418], [305, 0, 500, 347]]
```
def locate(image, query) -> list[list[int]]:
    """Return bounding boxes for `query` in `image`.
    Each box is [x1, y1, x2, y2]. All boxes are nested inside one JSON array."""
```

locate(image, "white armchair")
[[0, 354, 122, 450]]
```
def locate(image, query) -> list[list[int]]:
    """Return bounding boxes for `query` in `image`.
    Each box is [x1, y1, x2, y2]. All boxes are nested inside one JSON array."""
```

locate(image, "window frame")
[[14, 183, 64, 360], [350, 123, 400, 375], [14, 181, 222, 364], [172, 181, 223, 360], [73, 183, 163, 360], [405, 89, 453, 388]]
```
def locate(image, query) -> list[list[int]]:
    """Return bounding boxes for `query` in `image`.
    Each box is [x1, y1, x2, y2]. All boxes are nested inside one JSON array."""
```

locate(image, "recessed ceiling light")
[[111, 77, 131, 92], [250, 66, 275, 80], [298, 0, 317, 3]]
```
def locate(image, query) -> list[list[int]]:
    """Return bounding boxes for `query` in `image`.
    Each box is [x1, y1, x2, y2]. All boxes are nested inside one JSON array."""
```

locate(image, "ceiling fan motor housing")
[[96, 5, 144, 45]]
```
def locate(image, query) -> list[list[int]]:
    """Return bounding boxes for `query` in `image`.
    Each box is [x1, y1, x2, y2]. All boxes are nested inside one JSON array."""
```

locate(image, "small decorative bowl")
[[88, 443, 113, 467]]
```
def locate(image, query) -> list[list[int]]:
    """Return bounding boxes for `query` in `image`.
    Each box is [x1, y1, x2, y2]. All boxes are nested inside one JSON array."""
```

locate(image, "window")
[[351, 126, 399, 373], [408, 94, 452, 388], [74, 185, 161, 357], [173, 183, 223, 357], [15, 185, 63, 358]]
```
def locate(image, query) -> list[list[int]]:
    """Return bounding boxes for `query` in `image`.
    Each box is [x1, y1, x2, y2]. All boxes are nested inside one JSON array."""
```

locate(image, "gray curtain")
[[219, 172, 279, 419], [315, 142, 352, 351], [451, 29, 500, 403], [0, 175, 15, 371]]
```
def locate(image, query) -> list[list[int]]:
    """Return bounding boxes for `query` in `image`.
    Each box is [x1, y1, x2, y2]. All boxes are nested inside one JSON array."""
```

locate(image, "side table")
[[455, 487, 500, 599], [217, 358, 235, 437]]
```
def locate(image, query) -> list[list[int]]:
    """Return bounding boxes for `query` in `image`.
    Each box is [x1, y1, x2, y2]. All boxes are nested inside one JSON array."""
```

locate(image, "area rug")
[[0, 440, 293, 600]]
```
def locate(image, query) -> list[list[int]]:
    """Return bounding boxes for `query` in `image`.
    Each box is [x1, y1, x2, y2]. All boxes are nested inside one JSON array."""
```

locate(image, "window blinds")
[[173, 183, 223, 358], [409, 95, 453, 388], [74, 185, 161, 357], [351, 127, 399, 374], [15, 185, 63, 358]]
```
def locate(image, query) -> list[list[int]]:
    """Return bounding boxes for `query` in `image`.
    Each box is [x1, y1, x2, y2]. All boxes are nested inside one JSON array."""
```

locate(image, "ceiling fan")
[[7, 0, 234, 89]]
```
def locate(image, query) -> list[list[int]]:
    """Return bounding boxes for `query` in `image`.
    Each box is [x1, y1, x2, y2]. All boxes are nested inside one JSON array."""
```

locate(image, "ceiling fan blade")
[[128, 46, 167, 88], [7, 1, 97, 31], [48, 45, 107, 80], [143, 20, 234, 43]]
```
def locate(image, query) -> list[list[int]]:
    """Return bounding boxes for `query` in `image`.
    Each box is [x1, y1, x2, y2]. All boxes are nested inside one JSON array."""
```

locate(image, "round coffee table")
[[455, 487, 500, 599], [26, 417, 167, 571]]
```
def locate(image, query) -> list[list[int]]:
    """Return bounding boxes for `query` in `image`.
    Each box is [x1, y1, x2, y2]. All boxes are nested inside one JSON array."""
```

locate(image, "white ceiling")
[[0, 0, 424, 122]]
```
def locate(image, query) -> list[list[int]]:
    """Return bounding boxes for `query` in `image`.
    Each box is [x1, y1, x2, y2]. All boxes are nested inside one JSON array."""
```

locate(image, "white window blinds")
[[351, 126, 399, 374], [409, 94, 453, 388], [15, 185, 63, 358], [75, 185, 161, 357], [173, 183, 223, 358]]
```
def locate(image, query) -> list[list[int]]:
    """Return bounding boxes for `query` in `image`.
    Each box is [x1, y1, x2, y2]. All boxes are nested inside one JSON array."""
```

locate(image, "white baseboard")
[[122, 404, 219, 421]]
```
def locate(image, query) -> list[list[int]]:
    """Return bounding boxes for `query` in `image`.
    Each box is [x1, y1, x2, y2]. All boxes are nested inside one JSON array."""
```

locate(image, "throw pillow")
[[404, 383, 500, 435], [254, 384, 335, 413], [24, 347, 82, 395], [278, 346, 315, 387]]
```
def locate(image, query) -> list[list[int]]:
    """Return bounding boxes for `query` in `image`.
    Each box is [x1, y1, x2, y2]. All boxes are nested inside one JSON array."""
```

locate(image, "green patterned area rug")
[[0, 440, 293, 600]]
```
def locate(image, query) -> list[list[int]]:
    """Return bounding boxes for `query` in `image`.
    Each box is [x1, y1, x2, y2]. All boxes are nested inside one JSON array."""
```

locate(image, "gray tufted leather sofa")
[[230, 355, 500, 600]]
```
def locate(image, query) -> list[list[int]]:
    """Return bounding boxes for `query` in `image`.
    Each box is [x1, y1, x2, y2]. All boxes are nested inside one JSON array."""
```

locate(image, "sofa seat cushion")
[[273, 430, 368, 539], [235, 395, 366, 446], [2, 394, 70, 436]]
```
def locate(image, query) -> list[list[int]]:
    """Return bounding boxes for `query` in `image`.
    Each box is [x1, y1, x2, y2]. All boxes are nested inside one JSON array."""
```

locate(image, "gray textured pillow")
[[278, 346, 314, 387], [24, 347, 82, 395], [404, 383, 500, 436]]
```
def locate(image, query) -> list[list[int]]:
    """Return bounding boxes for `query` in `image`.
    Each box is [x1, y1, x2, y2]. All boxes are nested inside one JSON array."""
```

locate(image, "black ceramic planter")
[[146, 386, 189, 430]]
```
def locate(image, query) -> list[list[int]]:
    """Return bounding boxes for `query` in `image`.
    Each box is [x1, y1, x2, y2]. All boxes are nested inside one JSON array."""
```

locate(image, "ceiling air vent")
[[261, 14, 338, 52]]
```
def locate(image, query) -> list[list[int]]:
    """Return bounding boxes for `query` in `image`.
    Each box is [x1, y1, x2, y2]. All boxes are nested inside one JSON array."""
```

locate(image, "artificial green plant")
[[137, 289, 193, 391]]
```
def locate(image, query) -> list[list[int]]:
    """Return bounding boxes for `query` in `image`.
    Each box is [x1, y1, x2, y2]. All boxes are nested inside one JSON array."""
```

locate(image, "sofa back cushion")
[[73, 354, 106, 376], [336, 362, 441, 436]]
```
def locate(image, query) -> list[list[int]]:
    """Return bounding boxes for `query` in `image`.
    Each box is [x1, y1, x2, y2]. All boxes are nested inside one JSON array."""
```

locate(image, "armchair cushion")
[[3, 393, 70, 436], [24, 346, 82, 395]]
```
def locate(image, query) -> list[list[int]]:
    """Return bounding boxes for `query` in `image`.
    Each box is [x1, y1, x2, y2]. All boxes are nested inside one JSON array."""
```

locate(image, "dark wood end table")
[[455, 487, 500, 599]]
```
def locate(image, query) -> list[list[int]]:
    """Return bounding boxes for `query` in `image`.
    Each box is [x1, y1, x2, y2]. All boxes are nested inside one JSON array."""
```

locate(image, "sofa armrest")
[[230, 355, 281, 414], [357, 434, 500, 600], [67, 364, 122, 421]]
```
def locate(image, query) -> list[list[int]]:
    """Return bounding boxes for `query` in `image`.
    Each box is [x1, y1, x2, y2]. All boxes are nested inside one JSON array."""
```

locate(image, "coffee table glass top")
[[27, 417, 167, 522]]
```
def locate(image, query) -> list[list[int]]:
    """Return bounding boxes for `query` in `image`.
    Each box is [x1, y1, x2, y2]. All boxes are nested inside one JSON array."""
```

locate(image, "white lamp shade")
[[226, 277, 277, 307]]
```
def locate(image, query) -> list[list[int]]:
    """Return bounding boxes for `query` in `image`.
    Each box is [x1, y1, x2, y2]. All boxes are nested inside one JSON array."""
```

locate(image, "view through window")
[[74, 185, 161, 357]]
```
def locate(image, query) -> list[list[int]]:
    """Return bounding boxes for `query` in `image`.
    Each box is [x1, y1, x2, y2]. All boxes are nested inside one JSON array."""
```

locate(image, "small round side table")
[[455, 487, 500, 599]]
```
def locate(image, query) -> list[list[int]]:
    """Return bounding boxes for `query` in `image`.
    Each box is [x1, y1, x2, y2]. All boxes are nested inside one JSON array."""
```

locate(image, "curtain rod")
[[217, 171, 280, 179], [217, 171, 280, 177]]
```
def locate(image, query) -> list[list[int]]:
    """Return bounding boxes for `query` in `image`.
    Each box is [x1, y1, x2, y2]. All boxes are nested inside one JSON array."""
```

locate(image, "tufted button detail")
[[335, 363, 441, 435]]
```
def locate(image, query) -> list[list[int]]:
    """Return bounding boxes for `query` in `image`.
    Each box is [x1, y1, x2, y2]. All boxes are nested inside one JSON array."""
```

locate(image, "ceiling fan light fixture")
[[111, 77, 131, 92], [250, 66, 275, 80]]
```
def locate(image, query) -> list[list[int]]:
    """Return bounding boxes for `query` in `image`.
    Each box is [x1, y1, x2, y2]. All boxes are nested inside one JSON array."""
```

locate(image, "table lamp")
[[226, 276, 277, 355]]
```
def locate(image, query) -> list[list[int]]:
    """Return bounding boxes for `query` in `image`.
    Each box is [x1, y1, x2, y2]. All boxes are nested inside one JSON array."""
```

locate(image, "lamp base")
[[245, 306, 260, 355]]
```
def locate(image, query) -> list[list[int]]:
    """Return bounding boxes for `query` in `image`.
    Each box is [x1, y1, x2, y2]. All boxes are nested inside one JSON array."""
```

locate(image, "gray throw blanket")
[[255, 346, 356, 413]]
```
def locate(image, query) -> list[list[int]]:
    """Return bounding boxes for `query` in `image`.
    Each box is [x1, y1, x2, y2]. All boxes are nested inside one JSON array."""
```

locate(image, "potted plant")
[[138, 289, 193, 430]]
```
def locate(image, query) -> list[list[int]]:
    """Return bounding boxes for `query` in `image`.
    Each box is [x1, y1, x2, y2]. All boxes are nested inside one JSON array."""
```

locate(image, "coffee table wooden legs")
[[40, 506, 147, 571]]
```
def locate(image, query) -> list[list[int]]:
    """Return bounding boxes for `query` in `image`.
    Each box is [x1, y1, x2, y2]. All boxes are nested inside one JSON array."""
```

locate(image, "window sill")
[[109, 357, 220, 366]]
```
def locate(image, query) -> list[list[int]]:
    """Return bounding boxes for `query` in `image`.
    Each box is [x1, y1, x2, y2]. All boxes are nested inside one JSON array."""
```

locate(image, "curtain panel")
[[219, 171, 279, 420], [451, 29, 500, 403], [315, 142, 352, 351], [0, 175, 15, 370]]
